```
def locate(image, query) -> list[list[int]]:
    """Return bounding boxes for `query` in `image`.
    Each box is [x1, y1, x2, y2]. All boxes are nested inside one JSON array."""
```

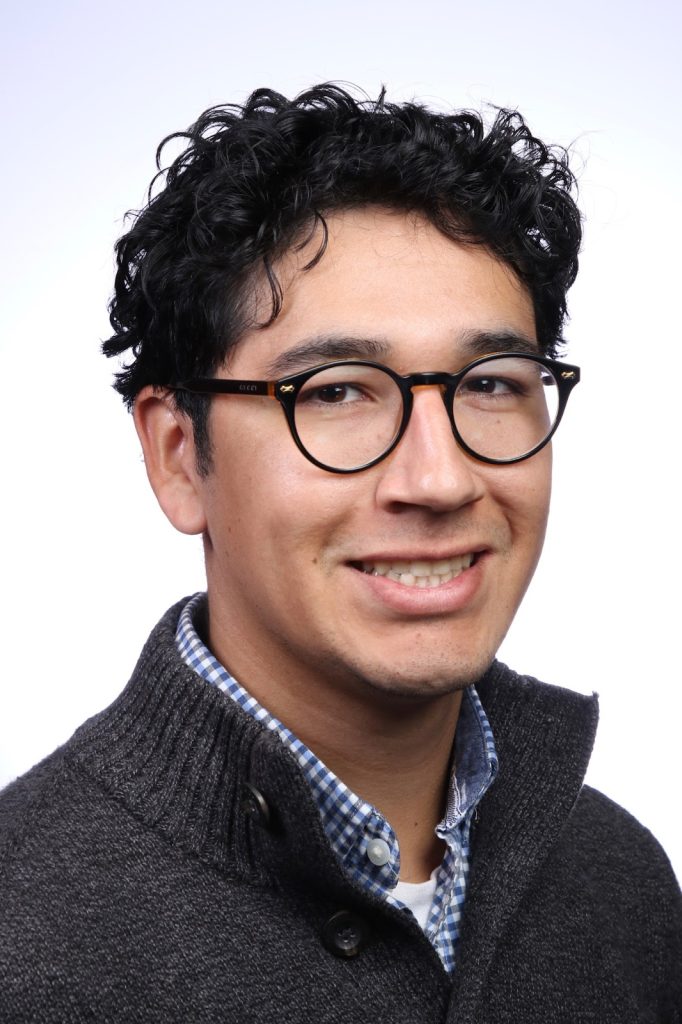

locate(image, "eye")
[[462, 375, 519, 396], [298, 380, 369, 407], [311, 383, 364, 404], [294, 363, 399, 416]]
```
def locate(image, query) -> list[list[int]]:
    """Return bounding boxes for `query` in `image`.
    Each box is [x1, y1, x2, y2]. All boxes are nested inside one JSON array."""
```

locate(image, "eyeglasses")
[[173, 353, 580, 474]]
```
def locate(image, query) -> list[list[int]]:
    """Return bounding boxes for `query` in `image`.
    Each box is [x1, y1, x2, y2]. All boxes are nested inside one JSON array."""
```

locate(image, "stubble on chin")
[[325, 648, 497, 705]]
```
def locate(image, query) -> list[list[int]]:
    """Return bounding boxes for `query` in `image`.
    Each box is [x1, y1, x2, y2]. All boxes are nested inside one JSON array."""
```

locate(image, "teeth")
[[360, 554, 474, 588]]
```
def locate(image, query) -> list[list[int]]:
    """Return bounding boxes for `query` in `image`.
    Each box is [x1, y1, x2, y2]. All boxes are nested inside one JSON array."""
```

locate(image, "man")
[[1, 85, 679, 1022]]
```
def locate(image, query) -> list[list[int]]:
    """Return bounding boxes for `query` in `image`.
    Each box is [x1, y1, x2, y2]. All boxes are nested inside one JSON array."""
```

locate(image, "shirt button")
[[366, 837, 391, 866]]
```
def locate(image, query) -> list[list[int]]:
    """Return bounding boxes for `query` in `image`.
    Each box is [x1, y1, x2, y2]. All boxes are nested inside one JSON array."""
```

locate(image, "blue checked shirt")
[[176, 592, 498, 973]]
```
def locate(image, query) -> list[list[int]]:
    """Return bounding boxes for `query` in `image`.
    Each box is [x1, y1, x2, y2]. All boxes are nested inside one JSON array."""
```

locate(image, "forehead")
[[231, 207, 537, 376]]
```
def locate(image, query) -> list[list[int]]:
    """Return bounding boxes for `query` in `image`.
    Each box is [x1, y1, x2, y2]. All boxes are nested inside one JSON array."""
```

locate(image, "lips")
[[351, 552, 478, 589]]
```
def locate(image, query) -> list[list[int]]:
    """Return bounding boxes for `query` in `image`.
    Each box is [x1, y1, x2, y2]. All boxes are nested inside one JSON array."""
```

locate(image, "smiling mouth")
[[351, 553, 477, 589]]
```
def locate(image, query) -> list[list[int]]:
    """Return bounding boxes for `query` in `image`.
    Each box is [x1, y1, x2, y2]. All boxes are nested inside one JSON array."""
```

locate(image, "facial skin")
[[136, 206, 551, 720]]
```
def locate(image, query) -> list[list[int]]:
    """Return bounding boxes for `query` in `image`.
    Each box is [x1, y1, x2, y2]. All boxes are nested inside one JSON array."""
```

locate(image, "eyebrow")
[[263, 328, 540, 378], [458, 329, 540, 359], [264, 335, 391, 377]]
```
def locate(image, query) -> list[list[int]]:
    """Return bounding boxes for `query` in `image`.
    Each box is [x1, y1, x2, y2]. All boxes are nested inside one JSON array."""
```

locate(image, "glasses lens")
[[293, 363, 403, 470], [454, 356, 560, 461]]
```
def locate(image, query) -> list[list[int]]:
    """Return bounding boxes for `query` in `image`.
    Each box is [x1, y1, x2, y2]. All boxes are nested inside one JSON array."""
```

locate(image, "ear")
[[133, 387, 207, 536]]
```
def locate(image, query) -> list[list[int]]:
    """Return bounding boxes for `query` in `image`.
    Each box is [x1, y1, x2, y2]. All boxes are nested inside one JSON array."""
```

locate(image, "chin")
[[351, 652, 496, 702]]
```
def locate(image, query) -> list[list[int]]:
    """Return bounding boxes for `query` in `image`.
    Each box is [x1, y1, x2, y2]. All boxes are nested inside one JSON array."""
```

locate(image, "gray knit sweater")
[[1, 602, 680, 1022]]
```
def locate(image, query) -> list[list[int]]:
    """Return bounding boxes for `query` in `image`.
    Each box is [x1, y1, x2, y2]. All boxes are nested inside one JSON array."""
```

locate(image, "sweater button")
[[322, 911, 368, 958], [241, 782, 271, 828]]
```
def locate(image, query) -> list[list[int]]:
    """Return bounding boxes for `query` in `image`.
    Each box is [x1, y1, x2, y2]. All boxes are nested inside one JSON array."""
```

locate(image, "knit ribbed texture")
[[1, 601, 680, 1023]]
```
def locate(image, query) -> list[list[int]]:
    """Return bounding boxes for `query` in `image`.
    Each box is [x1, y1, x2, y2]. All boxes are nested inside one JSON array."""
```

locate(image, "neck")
[[206, 601, 464, 884], [304, 689, 462, 882]]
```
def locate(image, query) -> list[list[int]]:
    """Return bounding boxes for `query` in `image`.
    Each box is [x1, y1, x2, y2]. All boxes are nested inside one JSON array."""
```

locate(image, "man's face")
[[195, 208, 551, 702]]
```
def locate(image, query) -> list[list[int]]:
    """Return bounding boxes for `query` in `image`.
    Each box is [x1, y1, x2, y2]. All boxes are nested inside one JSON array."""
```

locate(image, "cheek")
[[265, 478, 360, 562], [489, 454, 552, 548], [205, 432, 358, 568]]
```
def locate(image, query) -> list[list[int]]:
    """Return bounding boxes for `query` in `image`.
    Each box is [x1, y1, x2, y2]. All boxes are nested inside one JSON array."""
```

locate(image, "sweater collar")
[[68, 601, 598, 967], [69, 600, 351, 895]]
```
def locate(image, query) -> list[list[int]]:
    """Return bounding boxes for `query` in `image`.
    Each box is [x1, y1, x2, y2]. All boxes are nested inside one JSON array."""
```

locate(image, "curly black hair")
[[103, 83, 581, 473]]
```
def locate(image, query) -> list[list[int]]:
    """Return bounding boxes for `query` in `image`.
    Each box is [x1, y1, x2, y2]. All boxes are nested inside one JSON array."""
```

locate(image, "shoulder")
[[0, 751, 89, 1011], [0, 742, 164, 1020], [0, 749, 73, 865], [0, 725, 148, 910], [547, 783, 682, 981], [0, 742, 118, 907], [569, 784, 680, 892]]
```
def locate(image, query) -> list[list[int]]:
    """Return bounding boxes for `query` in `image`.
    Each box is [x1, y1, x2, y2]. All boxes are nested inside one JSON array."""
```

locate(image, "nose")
[[374, 386, 486, 512]]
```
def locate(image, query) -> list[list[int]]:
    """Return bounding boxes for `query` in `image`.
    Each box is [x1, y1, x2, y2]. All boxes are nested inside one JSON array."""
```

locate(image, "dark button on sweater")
[[322, 910, 369, 958], [241, 782, 272, 827]]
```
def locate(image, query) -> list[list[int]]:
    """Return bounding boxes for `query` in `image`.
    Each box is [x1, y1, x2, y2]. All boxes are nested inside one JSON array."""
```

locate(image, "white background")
[[1, 1, 680, 880]]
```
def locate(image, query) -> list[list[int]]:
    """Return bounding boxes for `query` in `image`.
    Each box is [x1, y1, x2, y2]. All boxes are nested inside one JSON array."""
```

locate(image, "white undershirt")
[[392, 869, 439, 931]]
